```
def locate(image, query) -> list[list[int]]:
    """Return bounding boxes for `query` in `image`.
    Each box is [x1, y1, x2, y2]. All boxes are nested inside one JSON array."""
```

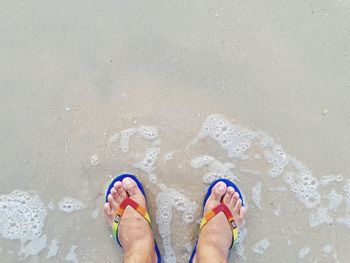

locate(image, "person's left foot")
[[104, 177, 157, 262], [194, 181, 246, 262]]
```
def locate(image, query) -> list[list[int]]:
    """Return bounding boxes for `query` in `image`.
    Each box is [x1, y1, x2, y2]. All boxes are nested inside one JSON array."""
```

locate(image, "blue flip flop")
[[105, 173, 161, 263], [189, 179, 244, 263]]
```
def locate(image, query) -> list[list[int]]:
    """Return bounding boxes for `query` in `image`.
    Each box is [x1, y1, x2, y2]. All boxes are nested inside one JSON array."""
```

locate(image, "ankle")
[[198, 239, 229, 257]]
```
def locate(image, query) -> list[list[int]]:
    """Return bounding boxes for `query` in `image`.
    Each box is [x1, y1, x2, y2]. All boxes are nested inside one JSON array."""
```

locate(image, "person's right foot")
[[194, 181, 246, 263]]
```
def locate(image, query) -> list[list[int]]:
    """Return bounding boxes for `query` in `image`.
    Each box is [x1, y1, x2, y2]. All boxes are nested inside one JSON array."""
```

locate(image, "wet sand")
[[1, 1, 350, 262]]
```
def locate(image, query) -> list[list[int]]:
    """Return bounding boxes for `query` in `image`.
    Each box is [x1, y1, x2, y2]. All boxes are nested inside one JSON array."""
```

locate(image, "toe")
[[104, 202, 112, 216], [231, 192, 240, 204], [108, 194, 118, 211], [114, 181, 127, 200], [223, 186, 235, 205], [239, 206, 246, 220], [210, 181, 227, 201], [122, 177, 143, 197], [111, 187, 118, 200], [234, 199, 242, 213], [104, 202, 114, 225]]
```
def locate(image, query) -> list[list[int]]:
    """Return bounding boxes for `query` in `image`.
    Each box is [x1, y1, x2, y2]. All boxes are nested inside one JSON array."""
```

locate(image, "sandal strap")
[[199, 203, 238, 248], [112, 197, 151, 240]]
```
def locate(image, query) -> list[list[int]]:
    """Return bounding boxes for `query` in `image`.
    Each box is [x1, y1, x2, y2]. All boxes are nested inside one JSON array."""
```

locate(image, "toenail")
[[218, 183, 225, 191], [124, 178, 131, 185]]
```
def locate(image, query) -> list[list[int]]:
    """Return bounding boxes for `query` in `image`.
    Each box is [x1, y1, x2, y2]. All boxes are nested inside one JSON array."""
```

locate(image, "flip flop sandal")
[[189, 178, 244, 263], [105, 173, 162, 263]]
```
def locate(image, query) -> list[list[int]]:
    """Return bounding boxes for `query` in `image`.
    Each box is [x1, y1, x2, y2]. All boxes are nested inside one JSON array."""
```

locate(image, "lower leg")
[[196, 243, 228, 263], [124, 240, 156, 263]]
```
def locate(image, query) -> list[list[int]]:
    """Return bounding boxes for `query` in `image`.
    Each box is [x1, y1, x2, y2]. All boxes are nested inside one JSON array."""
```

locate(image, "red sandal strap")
[[199, 203, 238, 248], [112, 197, 151, 240]]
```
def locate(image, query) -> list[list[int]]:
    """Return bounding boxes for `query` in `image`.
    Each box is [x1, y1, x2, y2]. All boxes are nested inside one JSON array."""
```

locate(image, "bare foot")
[[104, 177, 157, 263], [194, 181, 246, 263]]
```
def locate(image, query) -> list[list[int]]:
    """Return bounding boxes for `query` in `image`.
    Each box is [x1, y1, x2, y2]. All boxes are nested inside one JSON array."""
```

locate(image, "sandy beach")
[[1, 1, 350, 262]]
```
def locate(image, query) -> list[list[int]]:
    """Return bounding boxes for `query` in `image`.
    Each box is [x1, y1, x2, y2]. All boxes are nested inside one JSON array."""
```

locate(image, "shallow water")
[[1, 1, 350, 262]]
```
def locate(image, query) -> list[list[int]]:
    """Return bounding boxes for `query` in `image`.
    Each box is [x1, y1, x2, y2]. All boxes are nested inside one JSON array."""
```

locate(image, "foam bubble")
[[90, 154, 99, 166], [320, 174, 344, 186], [254, 154, 262, 159], [47, 202, 55, 210], [92, 208, 99, 220], [335, 174, 344, 182], [343, 179, 350, 213], [47, 239, 59, 259], [259, 133, 274, 147], [164, 152, 175, 161], [284, 158, 320, 208], [264, 145, 288, 177], [65, 245, 78, 263], [133, 147, 160, 173], [0, 190, 47, 242], [320, 175, 335, 186], [273, 205, 281, 216], [120, 128, 137, 152], [58, 197, 86, 213], [327, 189, 343, 212], [309, 207, 333, 228], [322, 244, 332, 254], [138, 126, 159, 140], [199, 114, 256, 159], [148, 173, 158, 184], [191, 155, 238, 184], [336, 216, 350, 228], [110, 126, 158, 153], [298, 246, 310, 259], [252, 182, 262, 209], [19, 234, 47, 259], [252, 238, 270, 255], [191, 155, 215, 169]]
